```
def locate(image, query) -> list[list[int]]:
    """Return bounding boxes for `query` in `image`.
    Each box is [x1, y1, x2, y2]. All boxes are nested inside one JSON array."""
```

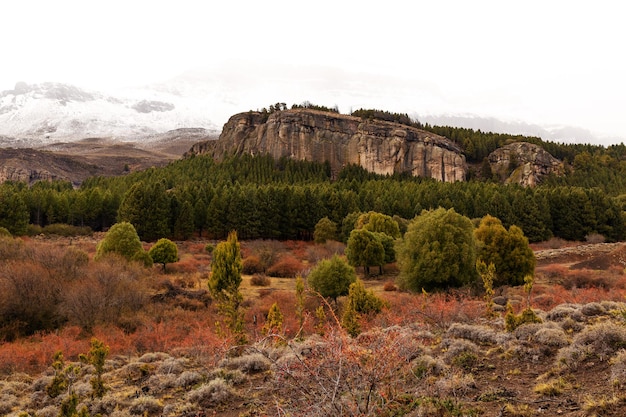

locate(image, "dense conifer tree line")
[[0, 124, 624, 243]]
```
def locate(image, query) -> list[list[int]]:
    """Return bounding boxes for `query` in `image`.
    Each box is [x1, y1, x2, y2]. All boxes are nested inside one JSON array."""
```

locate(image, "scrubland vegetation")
[[0, 227, 626, 416], [0, 114, 625, 415]]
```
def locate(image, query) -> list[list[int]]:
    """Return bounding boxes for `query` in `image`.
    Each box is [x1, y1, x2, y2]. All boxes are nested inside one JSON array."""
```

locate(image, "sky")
[[1, 1, 625, 143]]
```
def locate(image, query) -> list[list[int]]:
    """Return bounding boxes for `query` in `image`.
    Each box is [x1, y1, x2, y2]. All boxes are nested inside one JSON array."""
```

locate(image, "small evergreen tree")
[[148, 238, 179, 272], [474, 215, 535, 286], [208, 231, 245, 341], [307, 254, 357, 304], [46, 351, 68, 398], [315, 305, 326, 336], [95, 222, 147, 263], [345, 229, 384, 277], [476, 260, 497, 318], [341, 298, 360, 337], [314, 216, 338, 243], [397, 208, 477, 291], [262, 302, 284, 335], [79, 338, 109, 398], [346, 279, 385, 315]]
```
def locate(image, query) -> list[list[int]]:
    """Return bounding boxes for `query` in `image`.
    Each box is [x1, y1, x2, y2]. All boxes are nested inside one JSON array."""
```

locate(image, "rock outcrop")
[[185, 109, 467, 181], [0, 148, 101, 186], [488, 142, 563, 187]]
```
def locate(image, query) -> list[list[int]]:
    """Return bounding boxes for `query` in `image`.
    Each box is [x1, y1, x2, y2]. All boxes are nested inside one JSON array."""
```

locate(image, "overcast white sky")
[[1, 1, 625, 143]]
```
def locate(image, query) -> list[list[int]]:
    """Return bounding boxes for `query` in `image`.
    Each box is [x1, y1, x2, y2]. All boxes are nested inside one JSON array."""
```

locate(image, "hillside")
[[0, 129, 216, 185]]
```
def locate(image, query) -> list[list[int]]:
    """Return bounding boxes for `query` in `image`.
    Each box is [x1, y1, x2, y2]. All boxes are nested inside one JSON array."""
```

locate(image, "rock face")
[[0, 148, 101, 186], [186, 109, 467, 181], [488, 142, 563, 187]]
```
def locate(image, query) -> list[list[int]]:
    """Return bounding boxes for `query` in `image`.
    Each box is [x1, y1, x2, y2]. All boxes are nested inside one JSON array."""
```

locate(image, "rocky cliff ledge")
[[185, 109, 467, 181], [488, 142, 563, 187]]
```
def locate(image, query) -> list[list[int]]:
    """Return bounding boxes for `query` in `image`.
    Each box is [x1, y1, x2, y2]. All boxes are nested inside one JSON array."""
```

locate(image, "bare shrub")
[[0, 236, 30, 261], [446, 323, 510, 346], [250, 273, 271, 286], [581, 302, 606, 316], [442, 339, 480, 363], [546, 237, 571, 249], [306, 244, 332, 263], [601, 301, 626, 311], [162, 402, 198, 417], [545, 304, 584, 322], [246, 239, 285, 271], [585, 233, 606, 244], [534, 327, 570, 347], [560, 317, 584, 333], [0, 261, 62, 338], [557, 322, 626, 368], [611, 349, 626, 388], [0, 393, 18, 415], [30, 405, 58, 417], [562, 271, 614, 290], [435, 372, 477, 397], [268, 327, 418, 416], [186, 378, 236, 407], [61, 255, 148, 331], [210, 368, 247, 386], [138, 352, 170, 363], [146, 374, 176, 392], [411, 354, 448, 379], [89, 393, 120, 416], [129, 395, 163, 415], [156, 357, 186, 375], [175, 371, 204, 389], [219, 353, 271, 374], [324, 240, 345, 256]]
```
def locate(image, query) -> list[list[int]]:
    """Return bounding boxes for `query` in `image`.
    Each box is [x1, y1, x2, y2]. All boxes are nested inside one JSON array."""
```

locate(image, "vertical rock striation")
[[185, 109, 467, 181]]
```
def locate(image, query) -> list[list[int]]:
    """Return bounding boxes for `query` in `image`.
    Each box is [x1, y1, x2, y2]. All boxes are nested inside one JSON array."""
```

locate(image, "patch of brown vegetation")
[[1, 237, 626, 415]]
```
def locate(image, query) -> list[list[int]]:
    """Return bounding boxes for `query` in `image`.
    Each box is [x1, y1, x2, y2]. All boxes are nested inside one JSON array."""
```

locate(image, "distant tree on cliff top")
[[291, 101, 339, 113], [351, 108, 421, 128]]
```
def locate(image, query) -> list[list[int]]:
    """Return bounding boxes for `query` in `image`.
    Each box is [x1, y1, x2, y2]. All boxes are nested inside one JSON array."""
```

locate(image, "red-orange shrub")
[[168, 255, 205, 274], [560, 269, 615, 290], [250, 274, 271, 286], [267, 255, 305, 278], [283, 240, 310, 260], [243, 256, 264, 274], [540, 264, 570, 281]]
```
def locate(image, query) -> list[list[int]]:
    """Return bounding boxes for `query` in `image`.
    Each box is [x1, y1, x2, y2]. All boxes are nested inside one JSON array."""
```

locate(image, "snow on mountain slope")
[[0, 82, 220, 146]]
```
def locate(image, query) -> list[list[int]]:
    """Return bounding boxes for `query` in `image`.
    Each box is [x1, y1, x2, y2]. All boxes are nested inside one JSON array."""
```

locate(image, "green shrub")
[[43, 223, 92, 237], [505, 304, 542, 332]]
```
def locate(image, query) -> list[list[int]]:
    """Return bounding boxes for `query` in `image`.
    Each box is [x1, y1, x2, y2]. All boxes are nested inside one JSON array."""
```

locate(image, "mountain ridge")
[[0, 81, 219, 145]]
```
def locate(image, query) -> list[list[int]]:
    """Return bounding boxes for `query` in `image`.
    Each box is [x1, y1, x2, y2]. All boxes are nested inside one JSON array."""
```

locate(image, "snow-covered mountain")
[[0, 81, 221, 147], [0, 65, 616, 149]]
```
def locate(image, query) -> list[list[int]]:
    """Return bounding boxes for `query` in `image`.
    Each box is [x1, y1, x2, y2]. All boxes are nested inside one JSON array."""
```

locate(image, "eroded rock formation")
[[186, 109, 467, 181], [488, 142, 563, 187]]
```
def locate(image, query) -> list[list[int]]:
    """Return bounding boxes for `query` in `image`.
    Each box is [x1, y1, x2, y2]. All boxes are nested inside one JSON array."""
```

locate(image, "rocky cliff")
[[185, 109, 467, 181], [488, 142, 563, 186]]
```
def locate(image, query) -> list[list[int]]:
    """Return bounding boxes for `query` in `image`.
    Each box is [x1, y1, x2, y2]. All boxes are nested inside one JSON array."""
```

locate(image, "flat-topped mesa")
[[185, 109, 467, 181]]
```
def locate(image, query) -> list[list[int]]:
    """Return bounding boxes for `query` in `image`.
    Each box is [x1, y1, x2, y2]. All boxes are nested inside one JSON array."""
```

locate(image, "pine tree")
[[208, 231, 245, 341], [262, 302, 284, 336]]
